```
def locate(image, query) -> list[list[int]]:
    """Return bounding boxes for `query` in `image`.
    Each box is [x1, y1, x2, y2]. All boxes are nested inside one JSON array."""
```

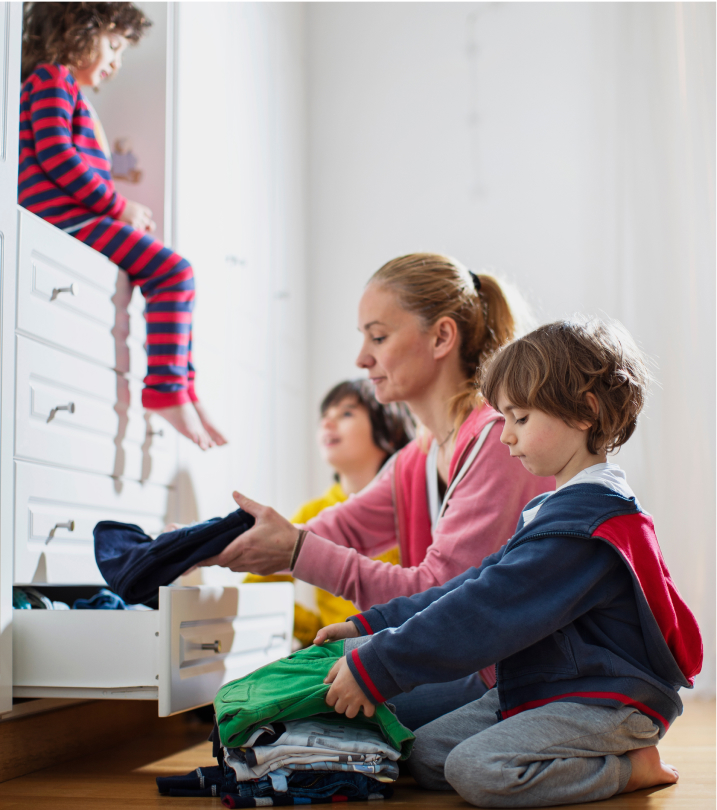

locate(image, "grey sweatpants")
[[407, 688, 661, 807]]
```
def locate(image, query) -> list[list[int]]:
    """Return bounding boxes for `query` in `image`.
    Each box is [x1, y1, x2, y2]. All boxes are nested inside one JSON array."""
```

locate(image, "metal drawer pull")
[[46, 520, 76, 545], [50, 283, 78, 301], [47, 402, 75, 423], [265, 632, 288, 651], [149, 428, 164, 437], [201, 640, 222, 653]]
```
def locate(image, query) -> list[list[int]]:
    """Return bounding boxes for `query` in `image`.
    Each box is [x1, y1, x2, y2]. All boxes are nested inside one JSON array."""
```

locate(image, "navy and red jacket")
[[347, 484, 702, 736], [18, 64, 126, 231]]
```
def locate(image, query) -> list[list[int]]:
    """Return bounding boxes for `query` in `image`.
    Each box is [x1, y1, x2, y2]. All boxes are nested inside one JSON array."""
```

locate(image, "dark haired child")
[[19, 2, 225, 449], [246, 379, 415, 647], [315, 318, 702, 807]]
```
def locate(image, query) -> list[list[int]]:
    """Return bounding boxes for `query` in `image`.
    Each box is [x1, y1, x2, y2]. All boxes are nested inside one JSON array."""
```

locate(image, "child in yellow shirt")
[[245, 380, 413, 645]]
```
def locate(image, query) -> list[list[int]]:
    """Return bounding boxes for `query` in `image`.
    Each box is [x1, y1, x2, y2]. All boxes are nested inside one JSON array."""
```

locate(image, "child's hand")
[[314, 621, 360, 646], [324, 656, 375, 718], [120, 199, 156, 233]]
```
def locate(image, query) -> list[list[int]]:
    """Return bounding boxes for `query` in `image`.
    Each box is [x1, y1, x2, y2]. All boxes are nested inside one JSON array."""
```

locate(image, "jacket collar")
[[512, 484, 640, 544]]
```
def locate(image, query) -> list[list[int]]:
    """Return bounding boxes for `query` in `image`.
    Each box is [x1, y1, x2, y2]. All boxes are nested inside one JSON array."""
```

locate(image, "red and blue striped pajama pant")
[[72, 217, 197, 410]]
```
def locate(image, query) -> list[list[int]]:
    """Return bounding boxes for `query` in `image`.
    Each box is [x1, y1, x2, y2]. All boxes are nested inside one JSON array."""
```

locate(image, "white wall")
[[306, 3, 715, 695], [172, 1, 309, 568]]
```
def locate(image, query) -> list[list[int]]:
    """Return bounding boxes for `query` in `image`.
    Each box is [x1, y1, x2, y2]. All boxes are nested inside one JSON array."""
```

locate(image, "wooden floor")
[[1, 700, 714, 809]]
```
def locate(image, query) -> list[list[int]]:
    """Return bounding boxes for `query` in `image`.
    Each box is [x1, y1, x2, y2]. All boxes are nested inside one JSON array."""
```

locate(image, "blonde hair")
[[370, 253, 517, 428], [481, 317, 650, 455]]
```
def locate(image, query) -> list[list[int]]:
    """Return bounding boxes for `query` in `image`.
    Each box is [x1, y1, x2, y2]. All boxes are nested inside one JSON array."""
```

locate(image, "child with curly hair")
[[317, 317, 702, 807], [19, 2, 225, 450]]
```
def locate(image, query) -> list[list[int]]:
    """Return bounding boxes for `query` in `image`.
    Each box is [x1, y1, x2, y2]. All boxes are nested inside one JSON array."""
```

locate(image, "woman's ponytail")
[[467, 273, 515, 370]]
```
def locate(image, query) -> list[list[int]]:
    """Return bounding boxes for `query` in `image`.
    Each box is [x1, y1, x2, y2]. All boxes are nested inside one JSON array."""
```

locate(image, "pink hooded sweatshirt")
[[293, 404, 553, 612]]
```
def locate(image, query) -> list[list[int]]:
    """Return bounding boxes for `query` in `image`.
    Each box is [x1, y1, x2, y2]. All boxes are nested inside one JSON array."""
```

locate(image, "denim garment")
[[156, 766, 226, 797], [93, 508, 254, 604], [156, 766, 392, 805], [221, 769, 393, 808], [389, 672, 487, 730]]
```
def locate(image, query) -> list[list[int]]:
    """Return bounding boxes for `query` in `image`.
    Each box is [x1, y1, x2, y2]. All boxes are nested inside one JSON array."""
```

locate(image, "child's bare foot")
[[622, 746, 679, 793], [193, 401, 228, 446], [148, 403, 214, 450]]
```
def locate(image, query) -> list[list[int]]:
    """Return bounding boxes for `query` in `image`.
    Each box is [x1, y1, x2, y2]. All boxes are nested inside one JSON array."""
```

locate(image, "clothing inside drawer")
[[12, 584, 295, 716]]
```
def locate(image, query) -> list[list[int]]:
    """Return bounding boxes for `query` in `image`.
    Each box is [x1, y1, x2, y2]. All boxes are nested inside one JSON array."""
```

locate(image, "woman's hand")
[[199, 491, 298, 575], [119, 199, 156, 233], [324, 656, 375, 718], [314, 621, 360, 646]]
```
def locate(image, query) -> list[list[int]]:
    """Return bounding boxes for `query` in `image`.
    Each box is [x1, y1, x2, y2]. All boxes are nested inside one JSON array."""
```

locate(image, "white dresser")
[[6, 209, 294, 716], [0, 6, 296, 718]]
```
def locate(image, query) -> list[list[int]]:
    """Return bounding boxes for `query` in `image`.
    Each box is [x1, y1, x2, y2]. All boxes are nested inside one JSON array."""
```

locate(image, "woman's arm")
[[25, 67, 126, 217], [199, 462, 398, 575], [293, 426, 553, 610]]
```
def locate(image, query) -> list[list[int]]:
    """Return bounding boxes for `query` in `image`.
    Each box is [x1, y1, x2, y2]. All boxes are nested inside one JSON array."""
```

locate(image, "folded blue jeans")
[[156, 766, 393, 806], [389, 673, 487, 730], [221, 769, 393, 807]]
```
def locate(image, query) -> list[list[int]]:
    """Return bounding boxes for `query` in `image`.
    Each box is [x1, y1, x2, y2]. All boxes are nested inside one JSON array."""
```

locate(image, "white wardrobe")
[[0, 4, 295, 717]]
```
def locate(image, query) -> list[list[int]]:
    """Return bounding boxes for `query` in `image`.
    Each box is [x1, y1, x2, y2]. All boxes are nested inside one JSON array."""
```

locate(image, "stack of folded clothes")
[[157, 641, 414, 807]]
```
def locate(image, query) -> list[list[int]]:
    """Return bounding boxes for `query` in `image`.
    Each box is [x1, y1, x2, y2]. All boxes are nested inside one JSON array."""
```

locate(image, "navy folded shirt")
[[93, 509, 255, 605]]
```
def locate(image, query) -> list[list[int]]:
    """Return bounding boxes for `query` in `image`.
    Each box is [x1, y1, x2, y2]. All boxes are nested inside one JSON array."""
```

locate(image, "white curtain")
[[583, 2, 715, 697]]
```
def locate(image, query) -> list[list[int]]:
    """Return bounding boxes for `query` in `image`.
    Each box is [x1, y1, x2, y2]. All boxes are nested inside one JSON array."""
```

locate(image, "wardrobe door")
[[0, 2, 23, 716]]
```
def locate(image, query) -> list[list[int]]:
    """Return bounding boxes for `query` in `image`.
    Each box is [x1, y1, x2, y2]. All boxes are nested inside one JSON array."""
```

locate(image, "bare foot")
[[148, 403, 214, 450], [193, 401, 228, 446], [622, 746, 679, 793]]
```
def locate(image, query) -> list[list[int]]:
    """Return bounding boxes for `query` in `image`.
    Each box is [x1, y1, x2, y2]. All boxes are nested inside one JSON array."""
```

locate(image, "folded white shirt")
[[225, 718, 401, 781]]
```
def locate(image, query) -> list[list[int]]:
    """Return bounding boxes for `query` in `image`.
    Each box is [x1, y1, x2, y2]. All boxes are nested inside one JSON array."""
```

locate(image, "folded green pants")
[[215, 641, 414, 758]]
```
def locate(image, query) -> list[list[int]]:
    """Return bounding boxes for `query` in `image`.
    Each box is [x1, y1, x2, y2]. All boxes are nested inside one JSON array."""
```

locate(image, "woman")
[[204, 253, 552, 728]]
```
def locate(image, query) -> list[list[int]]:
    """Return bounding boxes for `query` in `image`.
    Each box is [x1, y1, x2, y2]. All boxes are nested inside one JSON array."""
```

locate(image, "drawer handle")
[[201, 640, 222, 653], [46, 520, 76, 545], [50, 283, 78, 301], [148, 428, 164, 437], [47, 402, 75, 423], [266, 632, 288, 651]]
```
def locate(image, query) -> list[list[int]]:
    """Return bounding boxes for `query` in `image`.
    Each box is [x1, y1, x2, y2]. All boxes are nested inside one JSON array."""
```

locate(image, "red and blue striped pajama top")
[[19, 63, 197, 409]]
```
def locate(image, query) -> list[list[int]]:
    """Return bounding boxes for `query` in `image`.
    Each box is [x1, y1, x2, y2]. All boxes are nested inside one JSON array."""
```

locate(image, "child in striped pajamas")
[[18, 2, 226, 450]]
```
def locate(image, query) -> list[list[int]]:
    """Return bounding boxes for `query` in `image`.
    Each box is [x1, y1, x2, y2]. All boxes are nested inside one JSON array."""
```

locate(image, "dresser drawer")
[[15, 336, 177, 485], [17, 209, 146, 378], [13, 583, 294, 716], [14, 460, 172, 585]]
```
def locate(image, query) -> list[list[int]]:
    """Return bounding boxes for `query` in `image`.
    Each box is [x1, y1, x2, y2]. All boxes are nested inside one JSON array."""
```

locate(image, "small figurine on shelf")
[[19, 2, 227, 450], [111, 136, 143, 184]]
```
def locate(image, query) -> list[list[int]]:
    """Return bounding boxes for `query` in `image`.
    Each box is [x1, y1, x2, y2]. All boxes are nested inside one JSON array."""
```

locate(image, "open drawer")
[[12, 582, 294, 716]]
